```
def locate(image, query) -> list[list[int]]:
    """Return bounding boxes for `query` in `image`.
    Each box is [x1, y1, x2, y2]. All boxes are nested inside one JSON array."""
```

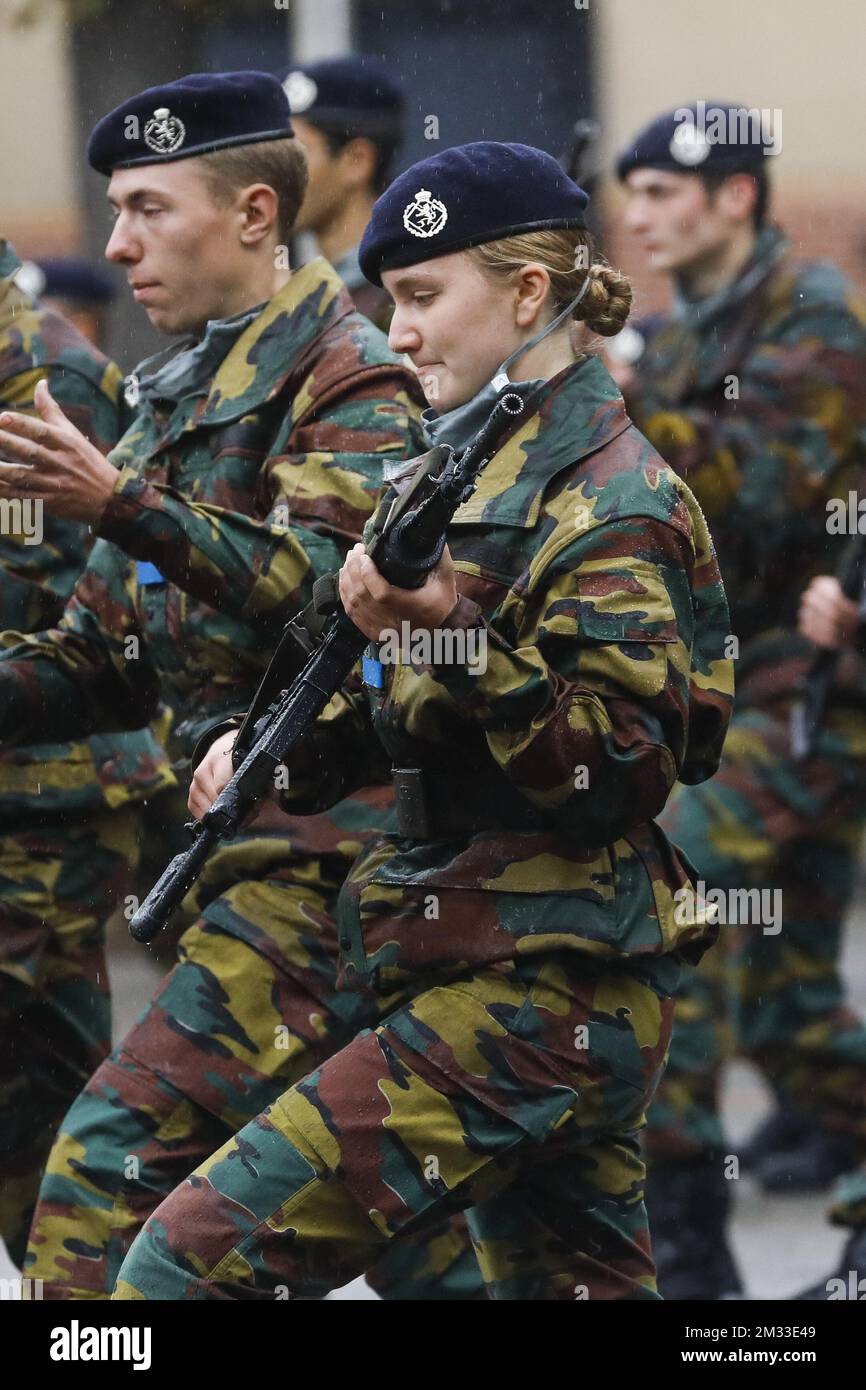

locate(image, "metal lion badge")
[[403, 189, 448, 239], [143, 107, 186, 156]]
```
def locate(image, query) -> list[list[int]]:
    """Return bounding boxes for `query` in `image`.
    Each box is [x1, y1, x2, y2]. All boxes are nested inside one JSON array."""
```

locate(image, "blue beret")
[[87, 71, 293, 176], [282, 55, 404, 139], [617, 101, 778, 180], [359, 141, 589, 286], [36, 258, 115, 304]]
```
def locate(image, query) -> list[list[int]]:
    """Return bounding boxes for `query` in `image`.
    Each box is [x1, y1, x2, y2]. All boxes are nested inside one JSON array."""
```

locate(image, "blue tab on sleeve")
[[362, 650, 384, 690], [136, 560, 165, 586]]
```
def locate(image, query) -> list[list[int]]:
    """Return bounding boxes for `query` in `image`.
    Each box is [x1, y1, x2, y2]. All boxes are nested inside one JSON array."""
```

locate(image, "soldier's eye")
[[413, 293, 436, 305]]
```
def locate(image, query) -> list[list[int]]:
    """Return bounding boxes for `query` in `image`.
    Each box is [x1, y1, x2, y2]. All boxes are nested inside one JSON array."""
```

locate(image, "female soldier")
[[112, 142, 733, 1301]]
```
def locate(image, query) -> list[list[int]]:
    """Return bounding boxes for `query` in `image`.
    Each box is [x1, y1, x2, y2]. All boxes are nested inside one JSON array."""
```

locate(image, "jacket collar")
[[452, 353, 631, 528], [198, 256, 354, 427]]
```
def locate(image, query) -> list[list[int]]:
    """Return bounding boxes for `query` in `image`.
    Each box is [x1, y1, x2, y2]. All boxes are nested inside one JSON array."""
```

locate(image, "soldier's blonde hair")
[[196, 138, 309, 245], [467, 229, 632, 338]]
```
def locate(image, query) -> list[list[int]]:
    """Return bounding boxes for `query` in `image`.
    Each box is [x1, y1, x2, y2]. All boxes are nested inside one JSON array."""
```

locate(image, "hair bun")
[[578, 262, 633, 337]]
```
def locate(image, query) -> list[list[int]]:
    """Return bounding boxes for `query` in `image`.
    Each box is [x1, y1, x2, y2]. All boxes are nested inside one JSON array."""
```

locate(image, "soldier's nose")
[[387, 312, 421, 357], [104, 225, 137, 264]]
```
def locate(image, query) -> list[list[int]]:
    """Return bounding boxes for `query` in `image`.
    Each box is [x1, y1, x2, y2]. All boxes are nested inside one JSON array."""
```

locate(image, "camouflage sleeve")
[[0, 357, 124, 631], [625, 298, 866, 523], [425, 516, 729, 845], [96, 374, 418, 635], [0, 537, 162, 744]]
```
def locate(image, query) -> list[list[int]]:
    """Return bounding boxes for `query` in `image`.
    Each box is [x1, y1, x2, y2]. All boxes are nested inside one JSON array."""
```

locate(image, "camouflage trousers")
[[0, 804, 141, 1268], [105, 888, 680, 1303], [25, 808, 485, 1300], [646, 704, 866, 1228]]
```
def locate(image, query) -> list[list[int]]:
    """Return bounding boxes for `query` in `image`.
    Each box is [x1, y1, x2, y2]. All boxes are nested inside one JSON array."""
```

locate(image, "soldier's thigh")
[[0, 806, 140, 1045], [113, 956, 674, 1299], [0, 808, 139, 1266], [643, 953, 730, 1156], [26, 886, 369, 1293], [466, 1127, 659, 1300]]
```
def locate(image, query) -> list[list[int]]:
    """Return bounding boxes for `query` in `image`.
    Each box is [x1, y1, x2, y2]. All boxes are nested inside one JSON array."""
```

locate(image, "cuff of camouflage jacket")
[[190, 715, 245, 773], [97, 467, 164, 555]]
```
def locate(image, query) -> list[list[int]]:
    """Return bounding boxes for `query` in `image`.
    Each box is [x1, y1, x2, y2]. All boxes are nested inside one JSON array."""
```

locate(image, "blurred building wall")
[[596, 0, 866, 311], [2, 0, 862, 354], [0, 5, 80, 251]]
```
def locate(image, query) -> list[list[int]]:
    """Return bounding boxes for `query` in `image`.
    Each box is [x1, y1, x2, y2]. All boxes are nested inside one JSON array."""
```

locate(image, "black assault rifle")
[[129, 389, 525, 943]]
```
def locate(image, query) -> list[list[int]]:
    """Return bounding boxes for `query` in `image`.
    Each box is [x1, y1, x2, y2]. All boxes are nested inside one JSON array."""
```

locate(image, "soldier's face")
[[383, 253, 526, 412], [621, 169, 738, 274], [104, 163, 254, 335], [292, 118, 374, 235], [292, 119, 346, 234]]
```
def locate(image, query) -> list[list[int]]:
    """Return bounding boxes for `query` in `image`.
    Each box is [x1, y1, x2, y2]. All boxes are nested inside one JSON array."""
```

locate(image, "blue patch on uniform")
[[136, 560, 165, 586], [362, 651, 384, 689]]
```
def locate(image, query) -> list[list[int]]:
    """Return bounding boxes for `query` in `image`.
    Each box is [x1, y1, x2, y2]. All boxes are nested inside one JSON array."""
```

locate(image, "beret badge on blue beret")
[[87, 72, 293, 176], [669, 122, 711, 167], [143, 107, 187, 158], [283, 71, 318, 115], [403, 189, 448, 240]]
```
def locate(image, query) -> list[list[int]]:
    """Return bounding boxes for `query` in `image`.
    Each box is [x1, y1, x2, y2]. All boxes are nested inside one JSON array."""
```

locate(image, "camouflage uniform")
[[19, 257, 483, 1299], [0, 241, 175, 1267], [623, 225, 866, 1235], [108, 352, 734, 1300]]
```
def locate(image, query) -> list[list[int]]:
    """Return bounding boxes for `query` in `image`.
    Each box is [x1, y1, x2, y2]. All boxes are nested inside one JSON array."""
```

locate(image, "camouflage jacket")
[[294, 354, 734, 984], [624, 224, 866, 707], [0, 258, 423, 764], [0, 240, 173, 819]]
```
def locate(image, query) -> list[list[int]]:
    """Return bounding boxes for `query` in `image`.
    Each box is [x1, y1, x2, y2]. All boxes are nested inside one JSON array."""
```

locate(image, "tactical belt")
[[392, 766, 546, 840]]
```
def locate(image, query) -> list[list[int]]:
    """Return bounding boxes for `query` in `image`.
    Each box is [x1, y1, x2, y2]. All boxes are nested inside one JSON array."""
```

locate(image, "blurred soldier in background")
[[613, 101, 866, 1298], [15, 257, 116, 351], [0, 236, 174, 1271], [792, 569, 866, 1295], [282, 55, 405, 330]]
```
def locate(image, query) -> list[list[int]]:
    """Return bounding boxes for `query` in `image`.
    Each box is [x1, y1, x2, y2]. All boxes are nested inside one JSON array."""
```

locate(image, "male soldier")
[[613, 101, 866, 1297], [0, 237, 174, 1270], [791, 571, 866, 1295], [0, 73, 476, 1300], [283, 55, 404, 329]]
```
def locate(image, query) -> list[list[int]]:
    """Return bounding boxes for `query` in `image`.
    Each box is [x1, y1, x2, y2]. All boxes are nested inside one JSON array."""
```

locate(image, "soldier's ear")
[[337, 137, 378, 191], [514, 264, 552, 329], [238, 184, 280, 245], [716, 172, 759, 226]]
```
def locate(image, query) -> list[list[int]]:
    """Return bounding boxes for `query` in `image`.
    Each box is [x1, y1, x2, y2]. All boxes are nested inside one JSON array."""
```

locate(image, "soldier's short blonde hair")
[[196, 137, 309, 245]]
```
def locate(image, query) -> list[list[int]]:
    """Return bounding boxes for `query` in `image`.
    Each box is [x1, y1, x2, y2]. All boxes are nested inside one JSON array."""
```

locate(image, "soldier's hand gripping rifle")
[[790, 532, 866, 762], [129, 388, 525, 943]]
